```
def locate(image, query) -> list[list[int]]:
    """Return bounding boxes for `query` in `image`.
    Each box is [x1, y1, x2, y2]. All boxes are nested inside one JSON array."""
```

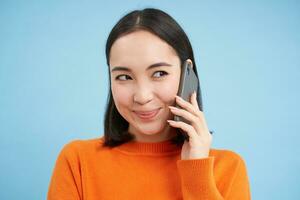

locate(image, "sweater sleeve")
[[177, 155, 251, 200], [47, 141, 83, 200]]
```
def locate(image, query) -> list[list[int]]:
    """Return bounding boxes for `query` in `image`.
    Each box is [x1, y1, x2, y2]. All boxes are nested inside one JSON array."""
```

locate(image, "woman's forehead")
[[109, 30, 178, 67]]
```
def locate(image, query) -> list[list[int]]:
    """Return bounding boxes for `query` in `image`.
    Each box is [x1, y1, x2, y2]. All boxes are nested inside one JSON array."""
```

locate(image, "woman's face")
[[109, 30, 181, 142]]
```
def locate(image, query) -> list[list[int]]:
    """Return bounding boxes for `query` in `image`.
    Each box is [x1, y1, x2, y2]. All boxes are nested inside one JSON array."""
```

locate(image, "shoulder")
[[209, 148, 248, 170], [58, 136, 106, 158], [209, 148, 250, 189]]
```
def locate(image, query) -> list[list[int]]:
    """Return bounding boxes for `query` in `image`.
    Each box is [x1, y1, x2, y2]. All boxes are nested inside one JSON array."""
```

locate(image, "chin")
[[132, 121, 167, 136]]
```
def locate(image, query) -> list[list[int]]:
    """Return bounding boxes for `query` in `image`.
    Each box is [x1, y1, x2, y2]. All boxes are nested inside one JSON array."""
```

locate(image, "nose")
[[133, 84, 154, 105]]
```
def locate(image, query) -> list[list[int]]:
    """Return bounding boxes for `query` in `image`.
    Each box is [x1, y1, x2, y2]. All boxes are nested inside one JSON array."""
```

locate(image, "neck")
[[129, 125, 178, 143]]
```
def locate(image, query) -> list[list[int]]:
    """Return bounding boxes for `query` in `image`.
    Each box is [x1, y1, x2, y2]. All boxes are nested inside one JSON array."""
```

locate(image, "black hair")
[[103, 8, 212, 147]]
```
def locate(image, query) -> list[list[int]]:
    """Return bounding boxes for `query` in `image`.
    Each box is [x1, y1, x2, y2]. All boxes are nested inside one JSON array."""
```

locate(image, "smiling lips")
[[134, 108, 161, 120]]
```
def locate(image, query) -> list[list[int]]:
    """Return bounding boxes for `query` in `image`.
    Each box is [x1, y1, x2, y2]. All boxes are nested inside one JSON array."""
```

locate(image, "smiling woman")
[[47, 8, 251, 200]]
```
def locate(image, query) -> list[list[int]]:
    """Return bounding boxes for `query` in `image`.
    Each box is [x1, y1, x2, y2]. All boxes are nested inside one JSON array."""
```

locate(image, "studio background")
[[0, 1, 299, 199]]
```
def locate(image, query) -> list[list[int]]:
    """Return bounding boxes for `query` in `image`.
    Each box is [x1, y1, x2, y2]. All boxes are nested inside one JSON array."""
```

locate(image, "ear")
[[186, 59, 193, 69]]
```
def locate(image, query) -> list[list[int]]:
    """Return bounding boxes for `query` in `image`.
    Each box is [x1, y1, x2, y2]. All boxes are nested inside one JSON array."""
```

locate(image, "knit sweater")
[[47, 136, 251, 200]]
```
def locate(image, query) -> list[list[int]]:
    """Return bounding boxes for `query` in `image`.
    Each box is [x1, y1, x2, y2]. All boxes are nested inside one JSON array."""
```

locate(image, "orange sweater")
[[48, 137, 251, 200]]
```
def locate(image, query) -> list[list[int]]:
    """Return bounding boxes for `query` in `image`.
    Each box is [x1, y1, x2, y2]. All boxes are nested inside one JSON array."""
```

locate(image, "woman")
[[48, 8, 251, 200]]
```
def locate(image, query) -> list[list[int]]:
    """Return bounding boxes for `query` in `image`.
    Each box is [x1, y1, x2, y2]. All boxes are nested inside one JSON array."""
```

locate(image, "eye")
[[115, 74, 132, 81], [153, 71, 169, 78]]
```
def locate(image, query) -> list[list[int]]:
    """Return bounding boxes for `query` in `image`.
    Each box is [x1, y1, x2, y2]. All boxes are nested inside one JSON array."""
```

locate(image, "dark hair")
[[103, 8, 213, 147]]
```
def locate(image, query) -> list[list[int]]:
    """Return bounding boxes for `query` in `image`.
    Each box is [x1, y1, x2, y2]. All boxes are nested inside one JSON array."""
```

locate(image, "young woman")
[[48, 8, 251, 200]]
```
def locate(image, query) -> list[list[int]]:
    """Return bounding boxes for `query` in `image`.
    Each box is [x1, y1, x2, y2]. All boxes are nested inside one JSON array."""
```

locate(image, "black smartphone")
[[174, 59, 200, 141]]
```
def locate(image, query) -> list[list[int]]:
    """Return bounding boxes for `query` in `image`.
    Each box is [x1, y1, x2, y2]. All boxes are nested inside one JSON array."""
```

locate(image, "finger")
[[167, 120, 198, 138], [169, 106, 204, 136], [175, 95, 201, 118], [169, 106, 198, 124], [191, 91, 200, 110]]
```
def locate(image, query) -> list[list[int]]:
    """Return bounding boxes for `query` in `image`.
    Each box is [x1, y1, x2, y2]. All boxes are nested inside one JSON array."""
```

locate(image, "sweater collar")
[[114, 139, 182, 155]]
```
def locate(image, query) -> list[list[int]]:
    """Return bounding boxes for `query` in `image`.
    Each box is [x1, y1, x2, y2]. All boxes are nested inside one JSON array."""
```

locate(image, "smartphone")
[[174, 59, 200, 141]]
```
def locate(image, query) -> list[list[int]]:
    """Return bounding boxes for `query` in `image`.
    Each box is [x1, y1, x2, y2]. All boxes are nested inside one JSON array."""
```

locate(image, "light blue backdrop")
[[0, 1, 299, 199]]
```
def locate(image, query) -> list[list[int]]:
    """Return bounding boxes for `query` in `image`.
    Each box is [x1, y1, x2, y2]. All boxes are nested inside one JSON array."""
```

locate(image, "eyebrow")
[[111, 62, 172, 73]]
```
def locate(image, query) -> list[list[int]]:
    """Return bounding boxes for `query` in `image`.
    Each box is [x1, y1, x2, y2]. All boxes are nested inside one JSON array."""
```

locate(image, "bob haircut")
[[103, 8, 213, 147]]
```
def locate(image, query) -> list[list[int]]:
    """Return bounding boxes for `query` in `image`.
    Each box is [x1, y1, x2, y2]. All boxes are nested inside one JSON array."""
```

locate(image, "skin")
[[109, 30, 212, 159]]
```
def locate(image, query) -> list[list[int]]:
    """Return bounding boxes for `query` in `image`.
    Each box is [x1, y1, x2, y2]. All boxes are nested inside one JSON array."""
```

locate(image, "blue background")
[[0, 1, 299, 199]]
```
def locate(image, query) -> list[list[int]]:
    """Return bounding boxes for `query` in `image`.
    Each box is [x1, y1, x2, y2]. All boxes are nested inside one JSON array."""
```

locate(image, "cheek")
[[155, 76, 180, 104], [111, 84, 132, 109]]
